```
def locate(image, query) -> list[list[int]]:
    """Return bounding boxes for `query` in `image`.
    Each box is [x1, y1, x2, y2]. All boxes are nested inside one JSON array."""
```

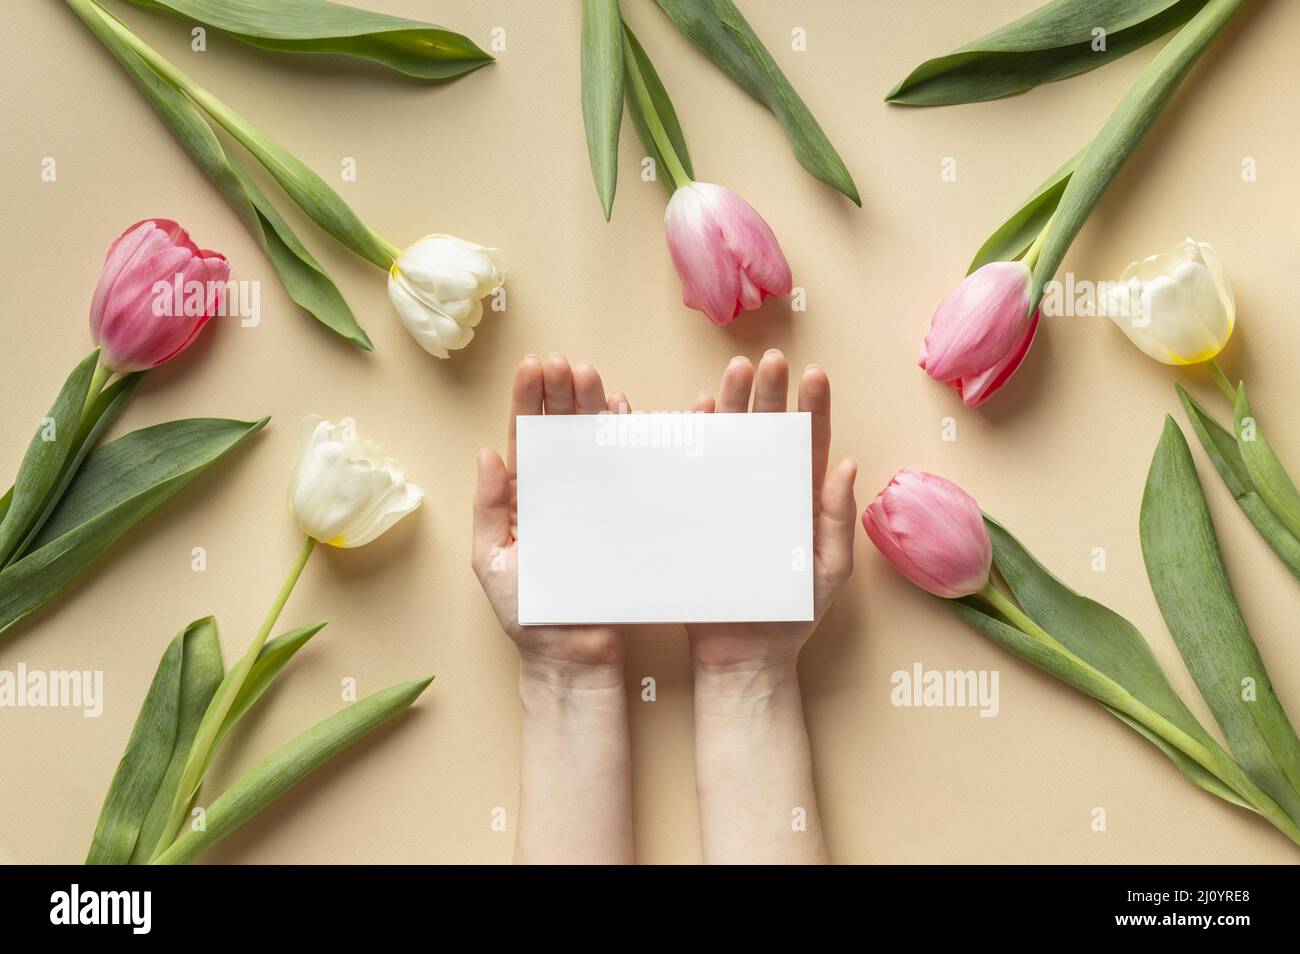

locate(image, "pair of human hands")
[[471, 350, 858, 681]]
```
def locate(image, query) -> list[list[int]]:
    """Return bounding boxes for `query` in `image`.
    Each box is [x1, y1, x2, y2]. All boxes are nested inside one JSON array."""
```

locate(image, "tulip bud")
[[663, 181, 792, 326], [289, 416, 423, 548], [387, 234, 505, 359], [862, 469, 991, 598], [918, 261, 1038, 408], [1104, 238, 1235, 365], [89, 219, 229, 372]]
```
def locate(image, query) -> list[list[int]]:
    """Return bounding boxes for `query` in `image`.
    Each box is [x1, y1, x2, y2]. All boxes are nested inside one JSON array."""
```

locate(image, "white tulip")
[[386, 234, 505, 358], [289, 416, 423, 548], [1105, 237, 1235, 365]]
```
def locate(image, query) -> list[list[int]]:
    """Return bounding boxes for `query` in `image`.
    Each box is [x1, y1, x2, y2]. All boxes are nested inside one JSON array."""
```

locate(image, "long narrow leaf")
[[986, 517, 1228, 752], [982, 516, 1258, 808], [1104, 705, 1253, 809], [581, 0, 624, 220], [213, 620, 328, 752], [968, 150, 1079, 272], [1140, 416, 1300, 820], [622, 24, 694, 196], [0, 350, 99, 565], [1234, 384, 1300, 542], [0, 417, 268, 637], [1028, 0, 1245, 311], [71, 0, 391, 269], [127, 619, 225, 863], [11, 372, 142, 564], [87, 618, 223, 864], [887, 0, 1207, 106], [655, 0, 857, 203], [126, 0, 492, 80], [1177, 385, 1300, 580], [152, 676, 433, 864], [134, 620, 323, 862], [66, 0, 372, 348], [949, 596, 1297, 842]]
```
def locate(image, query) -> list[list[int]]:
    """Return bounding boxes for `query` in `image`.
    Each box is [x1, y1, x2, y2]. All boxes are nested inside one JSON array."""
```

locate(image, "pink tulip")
[[861, 469, 991, 598], [89, 218, 230, 372], [918, 261, 1038, 408], [663, 181, 792, 326]]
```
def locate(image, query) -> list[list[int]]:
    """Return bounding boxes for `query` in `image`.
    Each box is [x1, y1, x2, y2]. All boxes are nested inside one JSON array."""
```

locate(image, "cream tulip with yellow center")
[[1105, 238, 1235, 365], [289, 416, 423, 547], [387, 234, 505, 359]]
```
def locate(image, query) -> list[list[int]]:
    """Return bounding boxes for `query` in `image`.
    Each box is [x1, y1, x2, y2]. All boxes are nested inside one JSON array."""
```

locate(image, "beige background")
[[2, 0, 1298, 864]]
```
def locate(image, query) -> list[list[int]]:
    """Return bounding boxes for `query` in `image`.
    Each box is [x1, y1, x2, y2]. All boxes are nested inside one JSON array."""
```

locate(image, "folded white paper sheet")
[[516, 411, 814, 624]]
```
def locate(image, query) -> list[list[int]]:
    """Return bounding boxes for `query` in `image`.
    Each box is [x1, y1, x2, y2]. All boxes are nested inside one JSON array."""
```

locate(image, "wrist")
[[518, 653, 627, 741], [693, 656, 800, 703], [519, 651, 625, 693]]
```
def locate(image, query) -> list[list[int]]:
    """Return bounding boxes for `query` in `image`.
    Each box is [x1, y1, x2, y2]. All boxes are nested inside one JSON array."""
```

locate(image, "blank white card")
[[516, 412, 813, 625]]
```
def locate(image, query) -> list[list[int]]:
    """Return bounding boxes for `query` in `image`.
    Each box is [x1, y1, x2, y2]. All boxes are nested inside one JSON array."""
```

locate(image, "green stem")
[[1207, 357, 1237, 405], [68, 0, 391, 270], [978, 584, 1300, 847], [620, 31, 691, 191], [152, 536, 317, 857], [79, 358, 113, 422], [253, 536, 318, 651], [75, 2, 262, 167], [371, 232, 403, 266], [1020, 218, 1052, 271]]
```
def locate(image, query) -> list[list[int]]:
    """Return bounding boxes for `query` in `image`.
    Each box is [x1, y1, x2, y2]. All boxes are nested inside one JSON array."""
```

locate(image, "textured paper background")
[[2, 0, 1298, 863]]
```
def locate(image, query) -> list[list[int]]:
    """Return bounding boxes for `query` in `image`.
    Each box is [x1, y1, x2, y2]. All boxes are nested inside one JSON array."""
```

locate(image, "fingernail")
[[764, 348, 783, 357]]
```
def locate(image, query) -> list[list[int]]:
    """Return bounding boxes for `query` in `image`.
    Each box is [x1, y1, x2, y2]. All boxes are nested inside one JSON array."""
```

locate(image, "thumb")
[[473, 447, 512, 573], [816, 456, 858, 593]]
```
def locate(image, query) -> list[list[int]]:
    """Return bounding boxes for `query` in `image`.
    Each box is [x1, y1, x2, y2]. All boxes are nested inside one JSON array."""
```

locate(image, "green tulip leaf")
[[947, 594, 1283, 821], [1140, 416, 1300, 820], [71, 0, 390, 269], [67, 0, 372, 348], [87, 617, 224, 864], [621, 23, 694, 197], [0, 350, 99, 567], [654, 0, 859, 205], [951, 588, 1297, 842], [10, 372, 143, 565], [975, 516, 1269, 813], [233, 166, 374, 350], [887, 0, 1207, 106], [1234, 384, 1300, 542], [1102, 705, 1254, 809], [0, 417, 268, 638], [152, 676, 434, 864], [581, 0, 624, 220], [985, 516, 1222, 745], [212, 620, 328, 753], [1176, 385, 1300, 580], [1028, 0, 1245, 311], [968, 150, 1079, 273], [125, 0, 492, 80]]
